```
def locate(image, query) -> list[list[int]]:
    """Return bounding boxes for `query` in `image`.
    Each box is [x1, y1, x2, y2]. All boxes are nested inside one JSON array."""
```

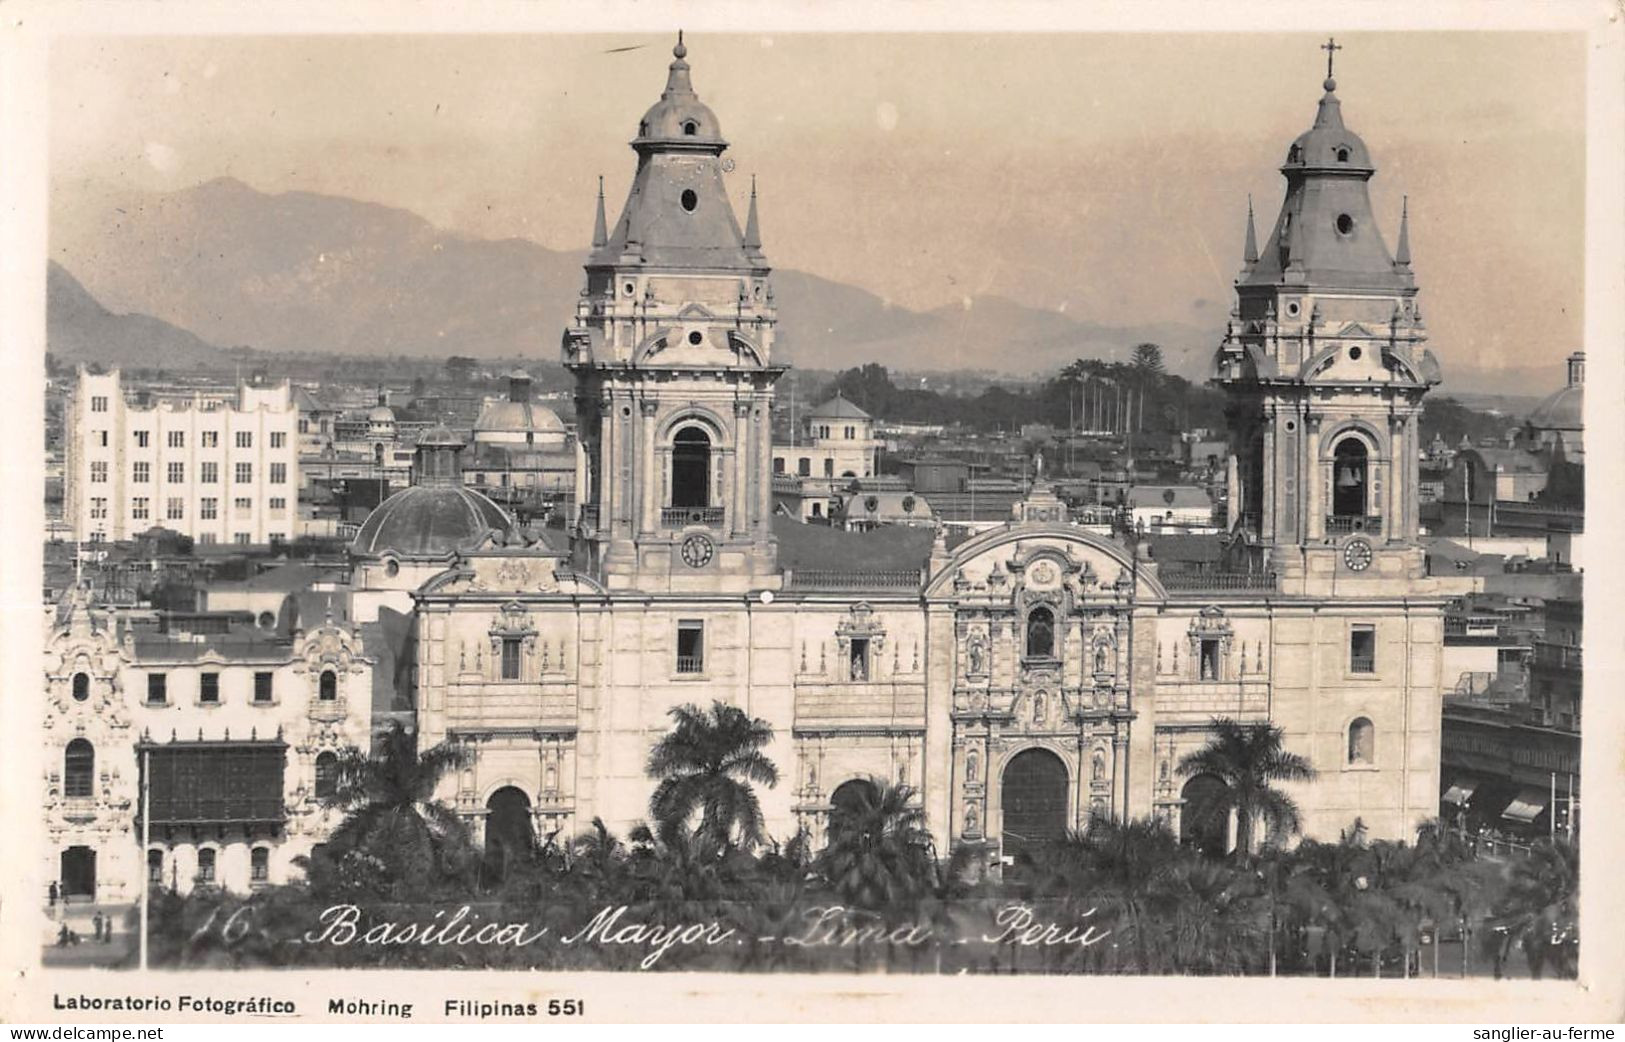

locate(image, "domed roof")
[[416, 424, 464, 448], [1528, 384, 1583, 430], [475, 400, 566, 435], [350, 485, 511, 559], [634, 34, 725, 150], [368, 404, 396, 423], [1283, 80, 1374, 173]]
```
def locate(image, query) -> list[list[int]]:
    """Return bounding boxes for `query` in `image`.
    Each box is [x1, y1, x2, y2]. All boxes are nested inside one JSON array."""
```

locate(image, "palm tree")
[[321, 722, 474, 893], [646, 701, 779, 850], [815, 780, 937, 911], [1177, 717, 1317, 859], [1030, 813, 1182, 973], [1485, 839, 1578, 979]]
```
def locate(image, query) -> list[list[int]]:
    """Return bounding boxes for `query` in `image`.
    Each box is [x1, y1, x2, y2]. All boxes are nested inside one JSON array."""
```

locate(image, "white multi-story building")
[[63, 367, 300, 547]]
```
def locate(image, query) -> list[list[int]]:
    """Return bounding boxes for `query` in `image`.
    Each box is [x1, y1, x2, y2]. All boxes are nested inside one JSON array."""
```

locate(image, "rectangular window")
[[234, 532, 251, 545], [1350, 625, 1376, 674], [676, 621, 705, 675], [270, 431, 286, 449], [134, 430, 150, 448], [89, 497, 107, 519], [97, 430, 108, 447], [132, 461, 150, 483], [166, 497, 184, 520], [234, 497, 252, 512], [200, 672, 220, 703], [269, 497, 286, 512], [250, 847, 269, 883], [201, 430, 218, 448], [270, 462, 287, 484], [773, 457, 785, 474], [254, 672, 273, 703], [200, 497, 218, 520], [132, 497, 149, 520], [235, 431, 253, 449], [90, 396, 108, 413], [167, 461, 185, 483], [196, 848, 216, 884], [198, 532, 217, 545], [167, 431, 185, 449], [148, 850, 164, 886], [147, 673, 167, 705], [1200, 639, 1221, 681], [501, 638, 523, 680], [798, 458, 811, 477], [850, 637, 870, 681], [235, 462, 253, 483], [90, 461, 107, 484], [200, 461, 218, 484], [298, 419, 309, 434]]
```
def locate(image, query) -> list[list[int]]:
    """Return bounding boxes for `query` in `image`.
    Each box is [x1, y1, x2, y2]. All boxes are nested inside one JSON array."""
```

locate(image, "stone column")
[[732, 401, 751, 537], [1387, 419, 1402, 543], [640, 400, 659, 536], [1304, 413, 1322, 542], [1262, 408, 1277, 542]]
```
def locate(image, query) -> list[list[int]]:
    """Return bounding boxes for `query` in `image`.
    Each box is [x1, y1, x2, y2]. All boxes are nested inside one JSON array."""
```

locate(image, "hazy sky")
[[50, 31, 1585, 374]]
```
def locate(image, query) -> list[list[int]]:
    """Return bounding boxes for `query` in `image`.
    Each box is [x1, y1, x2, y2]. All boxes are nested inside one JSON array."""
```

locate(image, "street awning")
[[1442, 780, 1477, 806], [1501, 789, 1548, 823]]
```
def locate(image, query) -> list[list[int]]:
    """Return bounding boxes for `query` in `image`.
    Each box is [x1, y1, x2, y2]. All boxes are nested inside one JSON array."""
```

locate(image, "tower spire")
[[1394, 195, 1411, 268], [1243, 194, 1259, 267], [591, 175, 608, 248], [743, 174, 762, 256]]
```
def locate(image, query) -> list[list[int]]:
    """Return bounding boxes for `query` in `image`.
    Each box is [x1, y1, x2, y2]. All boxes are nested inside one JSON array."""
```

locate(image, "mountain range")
[[47, 177, 1556, 396]]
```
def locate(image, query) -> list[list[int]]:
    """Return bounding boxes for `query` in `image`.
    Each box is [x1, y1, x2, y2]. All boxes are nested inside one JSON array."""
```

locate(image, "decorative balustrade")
[[785, 568, 925, 591], [1326, 514, 1383, 535], [661, 506, 725, 528], [1159, 569, 1277, 592]]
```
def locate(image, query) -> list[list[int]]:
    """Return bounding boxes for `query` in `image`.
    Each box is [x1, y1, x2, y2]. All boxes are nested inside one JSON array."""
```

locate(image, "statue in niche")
[[1032, 692, 1046, 726], [965, 803, 980, 834], [545, 762, 557, 791], [966, 749, 979, 784], [967, 631, 988, 675], [1094, 644, 1108, 674], [1092, 751, 1106, 783]]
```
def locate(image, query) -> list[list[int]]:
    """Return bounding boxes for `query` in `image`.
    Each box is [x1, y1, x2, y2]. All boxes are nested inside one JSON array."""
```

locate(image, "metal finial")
[[674, 30, 686, 60]]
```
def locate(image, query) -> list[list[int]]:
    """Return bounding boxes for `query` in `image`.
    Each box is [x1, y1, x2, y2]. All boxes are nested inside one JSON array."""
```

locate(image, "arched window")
[[1348, 717, 1375, 765], [319, 670, 337, 701], [797, 457, 811, 477], [72, 673, 90, 702], [1332, 437, 1369, 520], [1025, 606, 1056, 659], [671, 426, 711, 508], [314, 751, 338, 800], [250, 847, 270, 883], [374, 443, 385, 466], [823, 458, 834, 477], [196, 848, 216, 885], [64, 739, 94, 798]]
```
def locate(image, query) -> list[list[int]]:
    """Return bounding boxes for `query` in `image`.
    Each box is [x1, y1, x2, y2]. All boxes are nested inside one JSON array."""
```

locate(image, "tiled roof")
[[773, 515, 934, 574]]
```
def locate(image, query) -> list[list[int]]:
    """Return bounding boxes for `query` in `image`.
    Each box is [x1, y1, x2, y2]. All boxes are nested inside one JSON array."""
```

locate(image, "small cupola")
[[633, 32, 727, 153]]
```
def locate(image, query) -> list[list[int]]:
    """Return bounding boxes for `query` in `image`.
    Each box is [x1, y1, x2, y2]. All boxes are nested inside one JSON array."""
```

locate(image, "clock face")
[[1344, 538, 1374, 572], [680, 533, 715, 569]]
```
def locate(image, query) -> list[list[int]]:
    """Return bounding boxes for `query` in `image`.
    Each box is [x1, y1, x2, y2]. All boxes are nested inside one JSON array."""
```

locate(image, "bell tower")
[[563, 34, 784, 592], [1215, 42, 1442, 594]]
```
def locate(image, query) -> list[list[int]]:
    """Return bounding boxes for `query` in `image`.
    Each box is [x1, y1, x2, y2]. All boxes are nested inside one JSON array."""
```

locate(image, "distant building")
[[1125, 485, 1215, 531], [64, 367, 300, 547]]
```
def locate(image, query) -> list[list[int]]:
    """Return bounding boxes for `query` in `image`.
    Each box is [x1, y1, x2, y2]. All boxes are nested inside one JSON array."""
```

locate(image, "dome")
[[474, 400, 566, 436], [368, 404, 396, 423], [350, 485, 511, 560], [1528, 384, 1583, 431], [634, 34, 726, 149], [416, 424, 464, 448], [1283, 81, 1374, 173]]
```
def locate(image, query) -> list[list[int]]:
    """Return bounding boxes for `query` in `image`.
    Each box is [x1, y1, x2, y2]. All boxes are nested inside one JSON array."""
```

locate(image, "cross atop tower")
[[1321, 36, 1343, 80]]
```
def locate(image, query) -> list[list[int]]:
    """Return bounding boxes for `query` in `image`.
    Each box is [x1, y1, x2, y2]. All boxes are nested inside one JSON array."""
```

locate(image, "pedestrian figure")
[[103, 918, 114, 945], [47, 881, 58, 908], [92, 912, 104, 942]]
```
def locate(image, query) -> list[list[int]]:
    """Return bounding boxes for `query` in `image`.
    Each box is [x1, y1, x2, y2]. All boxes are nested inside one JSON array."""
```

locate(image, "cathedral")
[[364, 37, 1460, 857], [44, 37, 1469, 903]]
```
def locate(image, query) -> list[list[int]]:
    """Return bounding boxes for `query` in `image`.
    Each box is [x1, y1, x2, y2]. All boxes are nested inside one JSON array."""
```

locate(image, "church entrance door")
[[1000, 748, 1069, 861], [483, 786, 534, 883], [1180, 774, 1230, 857], [61, 846, 96, 901]]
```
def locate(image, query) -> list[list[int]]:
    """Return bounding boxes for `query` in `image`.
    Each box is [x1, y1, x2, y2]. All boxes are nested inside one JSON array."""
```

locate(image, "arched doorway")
[[1180, 774, 1230, 857], [671, 427, 711, 508], [830, 778, 880, 817], [483, 786, 534, 882], [1000, 748, 1069, 860], [61, 847, 96, 900], [1332, 437, 1369, 520]]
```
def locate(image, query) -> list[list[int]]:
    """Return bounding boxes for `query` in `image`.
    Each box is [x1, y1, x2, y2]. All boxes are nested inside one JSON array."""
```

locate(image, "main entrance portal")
[[1000, 748, 1069, 860], [60, 846, 96, 900]]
